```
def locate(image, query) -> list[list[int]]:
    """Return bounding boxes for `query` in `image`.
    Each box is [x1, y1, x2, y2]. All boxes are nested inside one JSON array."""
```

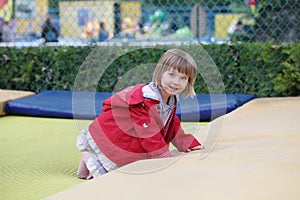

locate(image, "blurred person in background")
[[41, 17, 59, 43], [1, 18, 16, 42], [0, 18, 4, 42], [98, 21, 109, 42]]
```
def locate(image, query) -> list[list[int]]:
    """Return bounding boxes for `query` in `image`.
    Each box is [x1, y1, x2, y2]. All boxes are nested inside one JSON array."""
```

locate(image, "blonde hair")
[[152, 49, 197, 98]]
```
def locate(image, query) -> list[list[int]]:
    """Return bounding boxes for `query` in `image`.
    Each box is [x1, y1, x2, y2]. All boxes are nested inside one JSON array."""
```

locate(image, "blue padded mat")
[[4, 90, 256, 122]]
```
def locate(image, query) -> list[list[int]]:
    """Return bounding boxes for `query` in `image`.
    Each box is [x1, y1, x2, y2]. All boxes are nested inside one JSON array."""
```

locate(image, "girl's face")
[[160, 68, 188, 102]]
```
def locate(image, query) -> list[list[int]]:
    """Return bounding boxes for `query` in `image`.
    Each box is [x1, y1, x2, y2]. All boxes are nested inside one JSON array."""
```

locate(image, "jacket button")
[[143, 123, 148, 128]]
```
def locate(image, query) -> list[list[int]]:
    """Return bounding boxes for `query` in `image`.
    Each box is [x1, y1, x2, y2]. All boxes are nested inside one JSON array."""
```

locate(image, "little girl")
[[76, 48, 205, 179]]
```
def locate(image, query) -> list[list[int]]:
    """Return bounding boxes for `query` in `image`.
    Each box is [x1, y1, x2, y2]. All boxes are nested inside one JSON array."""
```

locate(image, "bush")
[[0, 42, 299, 97], [271, 43, 300, 96]]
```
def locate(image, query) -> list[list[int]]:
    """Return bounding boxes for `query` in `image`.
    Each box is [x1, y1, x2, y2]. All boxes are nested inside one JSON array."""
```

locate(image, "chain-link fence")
[[0, 0, 299, 45], [0, 0, 299, 96]]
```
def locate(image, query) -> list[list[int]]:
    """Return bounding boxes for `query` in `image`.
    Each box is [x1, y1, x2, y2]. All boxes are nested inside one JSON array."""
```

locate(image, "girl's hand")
[[186, 145, 205, 152]]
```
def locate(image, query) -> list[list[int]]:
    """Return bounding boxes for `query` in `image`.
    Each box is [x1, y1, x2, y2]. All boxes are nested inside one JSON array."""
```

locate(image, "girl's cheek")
[[181, 79, 188, 85]]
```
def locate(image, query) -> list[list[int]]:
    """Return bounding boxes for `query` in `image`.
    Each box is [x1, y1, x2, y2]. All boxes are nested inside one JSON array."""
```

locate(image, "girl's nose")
[[172, 76, 180, 85]]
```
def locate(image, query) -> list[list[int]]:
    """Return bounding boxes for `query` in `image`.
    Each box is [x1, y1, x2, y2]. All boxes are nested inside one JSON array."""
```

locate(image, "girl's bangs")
[[169, 58, 194, 78]]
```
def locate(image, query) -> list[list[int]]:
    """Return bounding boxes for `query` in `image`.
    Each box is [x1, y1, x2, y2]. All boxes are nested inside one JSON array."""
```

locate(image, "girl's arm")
[[171, 115, 204, 152]]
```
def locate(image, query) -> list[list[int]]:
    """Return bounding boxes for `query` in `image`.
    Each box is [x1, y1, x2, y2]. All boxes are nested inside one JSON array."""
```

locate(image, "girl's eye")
[[181, 76, 188, 80], [168, 72, 175, 77]]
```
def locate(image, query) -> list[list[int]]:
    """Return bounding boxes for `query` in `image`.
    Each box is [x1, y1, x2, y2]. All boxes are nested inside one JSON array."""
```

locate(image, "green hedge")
[[0, 42, 299, 97], [0, 46, 93, 92]]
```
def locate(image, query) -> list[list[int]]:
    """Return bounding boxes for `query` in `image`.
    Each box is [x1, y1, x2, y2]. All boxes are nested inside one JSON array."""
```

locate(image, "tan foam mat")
[[45, 97, 300, 200], [0, 90, 35, 116]]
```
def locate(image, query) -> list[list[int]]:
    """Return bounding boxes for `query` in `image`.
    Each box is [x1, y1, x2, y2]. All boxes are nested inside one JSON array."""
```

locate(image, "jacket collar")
[[127, 84, 160, 105]]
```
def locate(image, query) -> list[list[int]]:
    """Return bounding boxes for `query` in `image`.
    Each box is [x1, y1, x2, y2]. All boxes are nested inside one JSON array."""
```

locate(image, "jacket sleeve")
[[139, 134, 172, 158], [171, 115, 201, 152]]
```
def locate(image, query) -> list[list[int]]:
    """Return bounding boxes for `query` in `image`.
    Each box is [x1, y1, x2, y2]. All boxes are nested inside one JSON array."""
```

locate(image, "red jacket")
[[89, 84, 200, 166]]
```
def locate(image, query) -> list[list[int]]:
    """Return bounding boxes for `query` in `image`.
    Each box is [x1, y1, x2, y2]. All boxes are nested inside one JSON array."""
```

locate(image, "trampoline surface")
[[0, 115, 206, 200], [0, 116, 86, 200]]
